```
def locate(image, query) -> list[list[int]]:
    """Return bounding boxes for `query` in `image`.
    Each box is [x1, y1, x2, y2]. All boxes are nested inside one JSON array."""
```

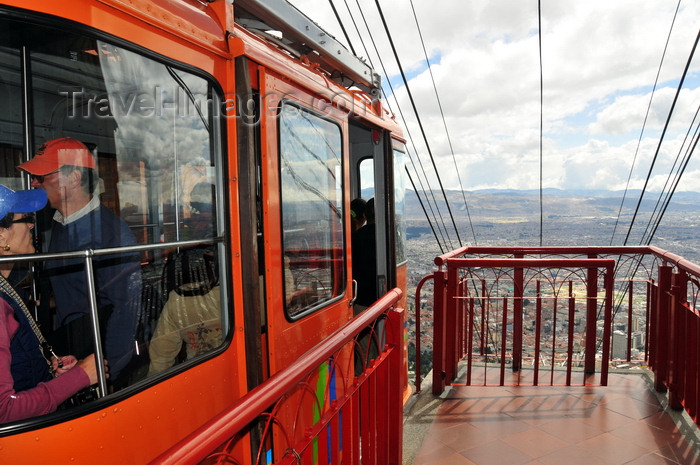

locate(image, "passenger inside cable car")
[[0, 24, 230, 398], [148, 183, 221, 376], [147, 245, 221, 376], [18, 137, 142, 387], [0, 185, 101, 423]]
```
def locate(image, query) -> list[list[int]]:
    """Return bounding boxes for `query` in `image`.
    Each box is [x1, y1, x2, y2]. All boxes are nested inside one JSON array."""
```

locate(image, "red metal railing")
[[152, 289, 404, 465], [415, 246, 699, 427]]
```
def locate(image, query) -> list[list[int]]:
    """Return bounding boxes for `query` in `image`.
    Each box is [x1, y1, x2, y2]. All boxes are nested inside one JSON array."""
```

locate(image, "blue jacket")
[[3, 292, 52, 392], [45, 204, 141, 380]]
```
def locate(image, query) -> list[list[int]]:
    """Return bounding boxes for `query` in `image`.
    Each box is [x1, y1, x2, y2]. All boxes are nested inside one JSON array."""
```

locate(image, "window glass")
[[0, 18, 228, 404], [0, 46, 23, 185], [279, 103, 344, 317], [393, 149, 406, 265], [359, 158, 374, 198]]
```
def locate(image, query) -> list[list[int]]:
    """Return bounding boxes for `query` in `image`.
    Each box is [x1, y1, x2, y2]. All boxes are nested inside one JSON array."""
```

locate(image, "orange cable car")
[[0, 0, 407, 462]]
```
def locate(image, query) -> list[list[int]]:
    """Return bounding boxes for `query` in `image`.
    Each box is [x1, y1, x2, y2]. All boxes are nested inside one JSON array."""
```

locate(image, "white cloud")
[[288, 0, 700, 192]]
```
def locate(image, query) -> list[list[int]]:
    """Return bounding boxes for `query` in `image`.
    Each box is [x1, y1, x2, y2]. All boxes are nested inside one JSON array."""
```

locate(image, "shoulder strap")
[[0, 274, 58, 376]]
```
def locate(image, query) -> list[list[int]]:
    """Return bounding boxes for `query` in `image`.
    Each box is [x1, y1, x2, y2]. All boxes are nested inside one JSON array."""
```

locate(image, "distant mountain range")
[[403, 188, 700, 221]]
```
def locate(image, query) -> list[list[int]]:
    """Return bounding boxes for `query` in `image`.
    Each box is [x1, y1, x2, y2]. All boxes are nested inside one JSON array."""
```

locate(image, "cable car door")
[[259, 71, 353, 377]]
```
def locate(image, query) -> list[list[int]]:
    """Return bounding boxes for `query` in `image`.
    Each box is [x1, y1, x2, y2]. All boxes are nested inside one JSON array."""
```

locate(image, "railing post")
[[534, 281, 542, 385], [445, 264, 459, 384], [689, 295, 699, 423], [480, 278, 487, 356], [627, 279, 633, 362], [668, 271, 685, 410], [647, 279, 657, 369], [513, 255, 524, 372], [432, 269, 447, 395], [654, 265, 672, 392], [585, 254, 598, 374], [459, 279, 467, 361], [566, 282, 574, 386], [600, 264, 614, 386], [499, 296, 508, 386], [413, 274, 433, 394], [466, 294, 474, 386], [386, 308, 405, 465]]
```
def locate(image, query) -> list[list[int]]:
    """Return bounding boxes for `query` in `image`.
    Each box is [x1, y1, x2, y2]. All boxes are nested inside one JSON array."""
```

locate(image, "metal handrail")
[[152, 288, 403, 464], [0, 237, 222, 265], [420, 245, 700, 427], [0, 237, 223, 395]]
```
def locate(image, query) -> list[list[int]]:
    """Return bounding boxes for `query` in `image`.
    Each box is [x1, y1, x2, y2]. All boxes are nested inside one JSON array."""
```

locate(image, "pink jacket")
[[0, 299, 90, 423]]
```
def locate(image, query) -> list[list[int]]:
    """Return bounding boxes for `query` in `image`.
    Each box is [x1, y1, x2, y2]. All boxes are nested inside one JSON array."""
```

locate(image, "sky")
[[287, 0, 700, 193]]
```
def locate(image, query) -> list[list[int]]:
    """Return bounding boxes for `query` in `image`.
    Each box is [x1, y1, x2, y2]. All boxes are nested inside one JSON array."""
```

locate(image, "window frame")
[[276, 100, 346, 321], [0, 10, 233, 426]]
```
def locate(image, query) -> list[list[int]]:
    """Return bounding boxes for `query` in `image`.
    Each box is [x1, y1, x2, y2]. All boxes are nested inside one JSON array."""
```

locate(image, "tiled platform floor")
[[404, 369, 700, 465]]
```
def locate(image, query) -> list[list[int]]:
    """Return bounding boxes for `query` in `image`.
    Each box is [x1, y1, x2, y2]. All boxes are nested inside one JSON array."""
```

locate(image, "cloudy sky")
[[288, 0, 700, 193]]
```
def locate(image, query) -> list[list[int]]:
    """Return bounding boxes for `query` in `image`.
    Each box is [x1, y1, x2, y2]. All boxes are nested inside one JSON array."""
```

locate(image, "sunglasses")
[[11, 214, 35, 224], [31, 170, 60, 184], [0, 213, 35, 229]]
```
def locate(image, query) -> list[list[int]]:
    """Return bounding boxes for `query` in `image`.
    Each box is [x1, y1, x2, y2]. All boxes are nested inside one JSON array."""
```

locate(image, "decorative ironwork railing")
[[415, 246, 699, 427], [152, 289, 405, 465]]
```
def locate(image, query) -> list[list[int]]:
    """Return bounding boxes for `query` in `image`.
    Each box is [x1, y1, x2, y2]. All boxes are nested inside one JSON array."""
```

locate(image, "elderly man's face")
[[30, 169, 64, 209]]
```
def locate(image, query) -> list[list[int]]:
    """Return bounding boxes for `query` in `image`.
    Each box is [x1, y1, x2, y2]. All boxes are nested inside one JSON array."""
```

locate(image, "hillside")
[[403, 189, 700, 263], [405, 188, 700, 220]]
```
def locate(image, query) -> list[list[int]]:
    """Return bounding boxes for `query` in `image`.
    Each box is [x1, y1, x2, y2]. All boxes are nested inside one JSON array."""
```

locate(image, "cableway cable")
[[604, 109, 699, 344], [597, 11, 697, 356], [328, 0, 356, 56], [408, 0, 477, 246], [538, 0, 544, 247], [332, 0, 453, 251], [373, 0, 463, 248], [610, 0, 682, 246], [622, 27, 700, 246], [642, 105, 700, 245], [340, 0, 373, 65], [346, 0, 455, 251], [356, 0, 455, 251], [406, 169, 445, 254]]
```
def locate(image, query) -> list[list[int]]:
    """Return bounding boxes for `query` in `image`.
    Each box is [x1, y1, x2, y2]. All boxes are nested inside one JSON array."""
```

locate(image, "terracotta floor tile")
[[413, 449, 478, 465], [601, 395, 664, 420], [464, 413, 532, 438], [459, 438, 535, 465], [501, 427, 569, 458], [407, 371, 699, 465], [433, 421, 491, 451], [537, 444, 609, 465], [629, 451, 683, 465], [655, 442, 700, 465], [412, 434, 458, 464], [579, 403, 635, 431], [609, 418, 682, 451], [536, 417, 606, 444], [578, 431, 654, 464]]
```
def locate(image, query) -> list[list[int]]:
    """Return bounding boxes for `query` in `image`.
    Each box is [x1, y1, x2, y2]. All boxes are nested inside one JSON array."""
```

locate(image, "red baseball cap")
[[17, 137, 96, 175]]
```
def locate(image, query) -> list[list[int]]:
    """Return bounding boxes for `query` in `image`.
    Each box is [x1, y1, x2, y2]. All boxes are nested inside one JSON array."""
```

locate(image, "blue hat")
[[0, 185, 48, 219]]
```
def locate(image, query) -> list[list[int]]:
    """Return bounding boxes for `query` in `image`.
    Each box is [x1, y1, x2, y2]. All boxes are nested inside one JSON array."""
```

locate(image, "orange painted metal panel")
[[259, 70, 353, 375], [0, 1, 249, 462], [0, 1, 408, 463]]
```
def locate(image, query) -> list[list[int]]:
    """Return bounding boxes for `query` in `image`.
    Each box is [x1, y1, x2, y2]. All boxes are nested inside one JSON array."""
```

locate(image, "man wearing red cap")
[[18, 138, 141, 387]]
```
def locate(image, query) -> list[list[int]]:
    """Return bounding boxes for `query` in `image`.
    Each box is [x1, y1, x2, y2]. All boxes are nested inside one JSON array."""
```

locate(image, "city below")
[[402, 188, 700, 377]]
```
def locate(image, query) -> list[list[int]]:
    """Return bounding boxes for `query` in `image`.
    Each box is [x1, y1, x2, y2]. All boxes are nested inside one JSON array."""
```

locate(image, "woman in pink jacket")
[[0, 185, 100, 423]]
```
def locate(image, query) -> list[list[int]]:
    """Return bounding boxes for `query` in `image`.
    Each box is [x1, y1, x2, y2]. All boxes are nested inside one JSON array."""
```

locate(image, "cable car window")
[[394, 149, 407, 265], [0, 16, 228, 423], [359, 158, 374, 198], [279, 103, 344, 317]]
